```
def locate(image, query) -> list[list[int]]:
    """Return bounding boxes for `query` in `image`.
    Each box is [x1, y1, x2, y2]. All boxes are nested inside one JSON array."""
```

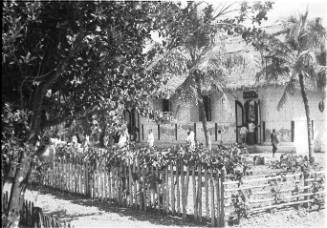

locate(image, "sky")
[[260, 0, 326, 26], [150, 0, 326, 47], [183, 0, 327, 26]]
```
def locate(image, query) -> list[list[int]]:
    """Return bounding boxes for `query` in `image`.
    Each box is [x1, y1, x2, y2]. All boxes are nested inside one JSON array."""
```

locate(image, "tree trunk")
[[5, 150, 32, 228], [6, 100, 43, 228], [195, 71, 211, 149], [198, 96, 210, 148], [298, 73, 313, 162]]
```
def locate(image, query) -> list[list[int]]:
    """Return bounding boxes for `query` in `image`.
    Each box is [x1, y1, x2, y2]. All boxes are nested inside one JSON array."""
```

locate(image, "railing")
[[140, 119, 325, 150]]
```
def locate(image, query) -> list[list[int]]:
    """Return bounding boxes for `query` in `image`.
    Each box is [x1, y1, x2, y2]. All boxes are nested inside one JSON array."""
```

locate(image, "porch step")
[[246, 144, 296, 154]]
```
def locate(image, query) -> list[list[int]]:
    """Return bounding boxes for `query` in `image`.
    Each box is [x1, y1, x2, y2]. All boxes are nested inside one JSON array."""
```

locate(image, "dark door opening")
[[235, 99, 262, 145], [235, 100, 244, 143]]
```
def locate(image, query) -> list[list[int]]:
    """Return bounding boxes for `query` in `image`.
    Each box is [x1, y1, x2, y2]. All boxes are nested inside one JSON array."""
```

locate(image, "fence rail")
[[39, 158, 325, 227], [224, 170, 325, 217], [2, 191, 72, 228], [41, 159, 225, 227]]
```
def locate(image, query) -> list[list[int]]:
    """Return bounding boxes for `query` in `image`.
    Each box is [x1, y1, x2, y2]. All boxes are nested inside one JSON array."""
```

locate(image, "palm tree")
[[150, 2, 274, 148], [254, 11, 326, 161], [152, 3, 236, 148]]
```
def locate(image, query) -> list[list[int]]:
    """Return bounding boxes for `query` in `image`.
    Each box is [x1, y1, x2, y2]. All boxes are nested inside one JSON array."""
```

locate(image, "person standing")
[[240, 125, 248, 144], [186, 128, 195, 149], [147, 129, 154, 147], [271, 129, 279, 157], [118, 127, 130, 148], [217, 129, 223, 146]]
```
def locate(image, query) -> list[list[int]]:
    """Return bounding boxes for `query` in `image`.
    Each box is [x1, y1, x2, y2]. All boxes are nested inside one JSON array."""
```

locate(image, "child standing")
[[217, 129, 223, 146], [271, 129, 279, 157], [147, 129, 154, 147]]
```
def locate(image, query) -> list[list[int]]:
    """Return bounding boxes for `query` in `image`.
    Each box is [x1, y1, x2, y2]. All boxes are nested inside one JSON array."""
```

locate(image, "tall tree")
[[2, 1, 165, 226], [243, 11, 326, 160], [151, 1, 273, 148]]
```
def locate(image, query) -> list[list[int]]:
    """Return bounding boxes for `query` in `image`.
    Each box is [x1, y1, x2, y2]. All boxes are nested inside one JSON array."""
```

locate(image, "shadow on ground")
[[28, 184, 204, 227]]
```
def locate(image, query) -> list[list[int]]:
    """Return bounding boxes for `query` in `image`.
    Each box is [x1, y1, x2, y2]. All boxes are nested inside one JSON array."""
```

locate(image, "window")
[[162, 99, 171, 112], [199, 96, 211, 121]]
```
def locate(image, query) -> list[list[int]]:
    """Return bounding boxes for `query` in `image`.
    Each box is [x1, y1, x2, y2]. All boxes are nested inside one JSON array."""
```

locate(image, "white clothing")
[[186, 131, 195, 148], [240, 127, 248, 135], [71, 135, 78, 144], [218, 133, 223, 144], [118, 129, 129, 147], [248, 123, 256, 133], [147, 132, 154, 147]]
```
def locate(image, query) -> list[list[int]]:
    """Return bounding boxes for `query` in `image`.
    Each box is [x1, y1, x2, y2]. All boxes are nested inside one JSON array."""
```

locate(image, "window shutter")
[[162, 99, 170, 112]]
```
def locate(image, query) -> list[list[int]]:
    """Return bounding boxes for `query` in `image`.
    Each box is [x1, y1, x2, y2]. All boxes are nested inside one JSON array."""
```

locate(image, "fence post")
[[182, 165, 189, 220], [156, 165, 160, 210], [32, 207, 42, 228], [216, 171, 221, 227], [171, 163, 175, 215], [141, 162, 145, 210], [303, 169, 309, 208], [210, 168, 215, 227], [128, 162, 133, 206], [89, 162, 94, 198], [176, 161, 181, 215], [220, 169, 225, 227], [198, 164, 202, 223], [192, 166, 197, 222], [205, 167, 209, 221], [165, 166, 169, 214]]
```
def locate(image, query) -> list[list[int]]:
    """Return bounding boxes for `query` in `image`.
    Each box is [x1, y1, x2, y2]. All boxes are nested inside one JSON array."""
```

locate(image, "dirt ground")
[[24, 185, 326, 228]]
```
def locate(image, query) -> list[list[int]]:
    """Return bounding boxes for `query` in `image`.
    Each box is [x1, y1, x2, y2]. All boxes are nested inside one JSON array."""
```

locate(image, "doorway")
[[235, 100, 244, 143], [235, 99, 262, 144]]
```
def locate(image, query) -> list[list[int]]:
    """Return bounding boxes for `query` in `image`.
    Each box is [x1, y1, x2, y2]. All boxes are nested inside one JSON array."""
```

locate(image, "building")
[[128, 31, 326, 153]]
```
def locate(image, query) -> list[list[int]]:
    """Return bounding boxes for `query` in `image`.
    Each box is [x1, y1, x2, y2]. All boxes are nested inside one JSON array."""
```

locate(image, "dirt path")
[[24, 186, 325, 228]]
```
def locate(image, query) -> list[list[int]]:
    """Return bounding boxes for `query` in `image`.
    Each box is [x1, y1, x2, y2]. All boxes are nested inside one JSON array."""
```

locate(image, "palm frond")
[[316, 66, 326, 91], [213, 2, 237, 20], [306, 18, 327, 49], [277, 76, 297, 110], [257, 58, 291, 82]]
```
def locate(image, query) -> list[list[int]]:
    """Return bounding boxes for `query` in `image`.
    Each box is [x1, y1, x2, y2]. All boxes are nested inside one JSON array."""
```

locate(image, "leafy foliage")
[[1, 2, 171, 225], [242, 11, 326, 109], [311, 175, 325, 209], [228, 191, 249, 225], [268, 154, 316, 175], [51, 143, 248, 179], [2, 1, 169, 145]]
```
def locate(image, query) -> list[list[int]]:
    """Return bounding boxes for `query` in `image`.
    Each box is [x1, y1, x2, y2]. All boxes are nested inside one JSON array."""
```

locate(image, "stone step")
[[246, 145, 296, 154]]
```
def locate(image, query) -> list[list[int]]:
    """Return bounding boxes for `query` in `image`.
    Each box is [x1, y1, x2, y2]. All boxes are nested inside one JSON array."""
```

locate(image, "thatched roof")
[[159, 25, 318, 96]]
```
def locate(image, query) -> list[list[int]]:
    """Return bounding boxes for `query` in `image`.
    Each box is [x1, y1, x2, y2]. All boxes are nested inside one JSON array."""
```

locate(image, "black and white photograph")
[[2, 0, 326, 227]]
